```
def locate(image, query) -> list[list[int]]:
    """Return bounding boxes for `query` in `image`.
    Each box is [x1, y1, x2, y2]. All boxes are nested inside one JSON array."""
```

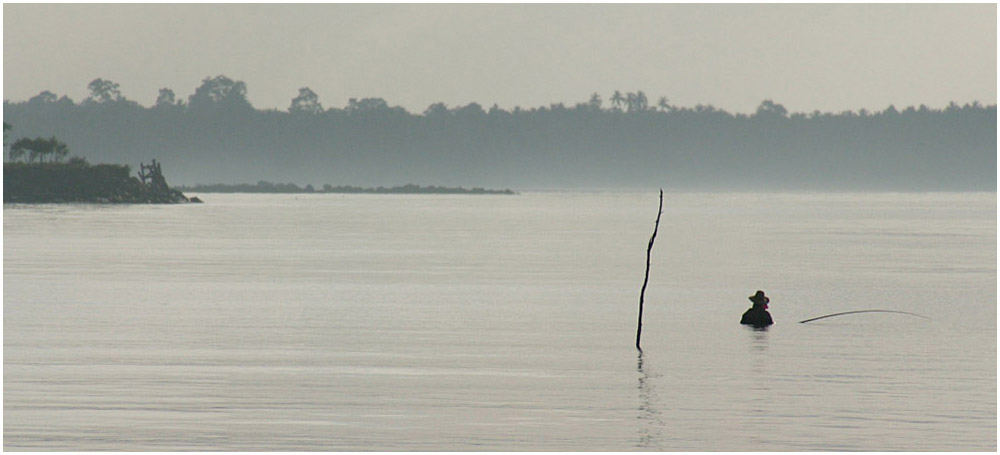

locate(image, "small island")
[[4, 159, 197, 204], [178, 181, 517, 195], [4, 125, 197, 204]]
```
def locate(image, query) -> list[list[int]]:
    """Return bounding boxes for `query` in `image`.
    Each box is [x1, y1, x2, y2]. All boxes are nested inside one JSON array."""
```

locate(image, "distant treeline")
[[4, 75, 996, 191], [178, 181, 515, 195]]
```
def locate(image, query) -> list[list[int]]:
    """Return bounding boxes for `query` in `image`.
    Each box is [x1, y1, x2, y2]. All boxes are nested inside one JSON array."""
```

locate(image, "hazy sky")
[[3, 3, 996, 114]]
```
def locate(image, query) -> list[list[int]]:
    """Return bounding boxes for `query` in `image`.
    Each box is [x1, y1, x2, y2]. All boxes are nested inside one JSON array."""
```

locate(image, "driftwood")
[[636, 189, 663, 351]]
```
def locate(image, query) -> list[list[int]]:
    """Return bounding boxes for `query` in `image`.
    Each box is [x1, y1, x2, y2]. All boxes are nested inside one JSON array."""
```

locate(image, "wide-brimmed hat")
[[749, 290, 769, 304]]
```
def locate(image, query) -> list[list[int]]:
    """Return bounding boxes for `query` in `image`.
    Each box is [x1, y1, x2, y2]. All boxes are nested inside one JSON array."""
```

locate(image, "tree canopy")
[[188, 75, 252, 111], [86, 78, 124, 104], [3, 75, 995, 191], [9, 136, 70, 163]]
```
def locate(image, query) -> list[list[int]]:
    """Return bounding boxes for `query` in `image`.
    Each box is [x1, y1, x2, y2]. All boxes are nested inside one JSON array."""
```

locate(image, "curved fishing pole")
[[798, 309, 929, 324]]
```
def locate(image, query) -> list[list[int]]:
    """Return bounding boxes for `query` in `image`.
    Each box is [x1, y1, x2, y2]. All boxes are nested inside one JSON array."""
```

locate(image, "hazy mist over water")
[[3, 3, 996, 451], [4, 192, 995, 451]]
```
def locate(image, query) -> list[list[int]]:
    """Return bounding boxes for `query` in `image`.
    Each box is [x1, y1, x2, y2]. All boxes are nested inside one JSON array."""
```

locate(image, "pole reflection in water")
[[636, 350, 666, 449]]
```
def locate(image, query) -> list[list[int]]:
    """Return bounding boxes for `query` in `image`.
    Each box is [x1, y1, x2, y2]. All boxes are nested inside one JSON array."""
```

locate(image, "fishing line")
[[798, 309, 929, 324]]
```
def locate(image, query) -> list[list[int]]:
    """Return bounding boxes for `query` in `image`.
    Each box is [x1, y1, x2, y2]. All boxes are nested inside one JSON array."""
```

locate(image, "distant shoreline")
[[178, 182, 517, 195]]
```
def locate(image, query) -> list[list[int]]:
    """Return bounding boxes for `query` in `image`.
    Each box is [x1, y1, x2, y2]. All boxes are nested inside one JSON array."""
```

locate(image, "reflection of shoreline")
[[637, 351, 665, 450]]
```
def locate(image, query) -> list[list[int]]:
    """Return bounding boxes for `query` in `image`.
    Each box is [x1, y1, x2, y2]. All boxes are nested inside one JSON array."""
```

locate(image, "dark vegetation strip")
[[177, 182, 516, 195], [4, 161, 194, 204], [5, 76, 995, 191]]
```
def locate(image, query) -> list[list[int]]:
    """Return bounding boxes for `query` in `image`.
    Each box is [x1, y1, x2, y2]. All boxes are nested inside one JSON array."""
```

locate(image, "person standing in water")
[[741, 290, 774, 328]]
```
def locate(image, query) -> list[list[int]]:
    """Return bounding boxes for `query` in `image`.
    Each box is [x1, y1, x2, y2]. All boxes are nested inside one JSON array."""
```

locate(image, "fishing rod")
[[798, 309, 929, 324]]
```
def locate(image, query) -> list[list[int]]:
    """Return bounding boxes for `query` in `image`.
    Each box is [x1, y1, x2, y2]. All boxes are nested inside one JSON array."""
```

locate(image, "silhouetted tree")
[[56, 95, 76, 107], [588, 93, 603, 111], [289, 87, 323, 114], [454, 102, 486, 116], [10, 136, 70, 163], [3, 122, 12, 161], [657, 96, 671, 112], [50, 138, 70, 163], [610, 90, 625, 112], [625, 91, 649, 113], [86, 78, 124, 104], [754, 99, 788, 118], [8, 138, 26, 162], [637, 91, 649, 111], [488, 103, 507, 116], [27, 90, 58, 105], [46, 137, 69, 163], [155, 88, 179, 107], [347, 97, 390, 114], [423, 102, 449, 117], [188, 75, 252, 111]]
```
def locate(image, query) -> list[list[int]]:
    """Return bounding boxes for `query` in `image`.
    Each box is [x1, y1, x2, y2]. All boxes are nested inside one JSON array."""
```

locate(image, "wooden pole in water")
[[636, 189, 663, 351]]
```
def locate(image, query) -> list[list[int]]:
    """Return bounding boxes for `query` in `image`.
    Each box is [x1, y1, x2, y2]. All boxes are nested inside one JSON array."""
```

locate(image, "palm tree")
[[50, 137, 70, 162], [623, 91, 650, 113], [634, 90, 649, 112], [610, 90, 625, 112], [588, 93, 602, 111], [9, 139, 26, 162], [657, 97, 671, 112], [10, 136, 70, 163]]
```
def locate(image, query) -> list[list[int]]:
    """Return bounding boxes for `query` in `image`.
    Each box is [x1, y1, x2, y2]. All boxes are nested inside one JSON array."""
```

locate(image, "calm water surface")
[[4, 192, 996, 451]]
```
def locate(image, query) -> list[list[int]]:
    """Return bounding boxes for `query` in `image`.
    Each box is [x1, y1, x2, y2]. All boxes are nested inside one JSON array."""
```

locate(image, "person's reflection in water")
[[750, 329, 769, 360], [747, 326, 773, 446], [636, 351, 665, 450]]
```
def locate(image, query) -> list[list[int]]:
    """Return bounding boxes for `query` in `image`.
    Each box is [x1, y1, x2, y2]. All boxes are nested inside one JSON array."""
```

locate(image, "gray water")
[[4, 192, 996, 451]]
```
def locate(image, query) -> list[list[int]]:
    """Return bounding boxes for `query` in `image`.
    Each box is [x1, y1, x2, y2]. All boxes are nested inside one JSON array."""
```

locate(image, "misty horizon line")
[[5, 75, 995, 118]]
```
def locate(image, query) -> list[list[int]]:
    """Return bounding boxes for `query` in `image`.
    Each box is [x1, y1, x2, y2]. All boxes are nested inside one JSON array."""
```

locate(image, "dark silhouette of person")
[[741, 290, 773, 328]]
